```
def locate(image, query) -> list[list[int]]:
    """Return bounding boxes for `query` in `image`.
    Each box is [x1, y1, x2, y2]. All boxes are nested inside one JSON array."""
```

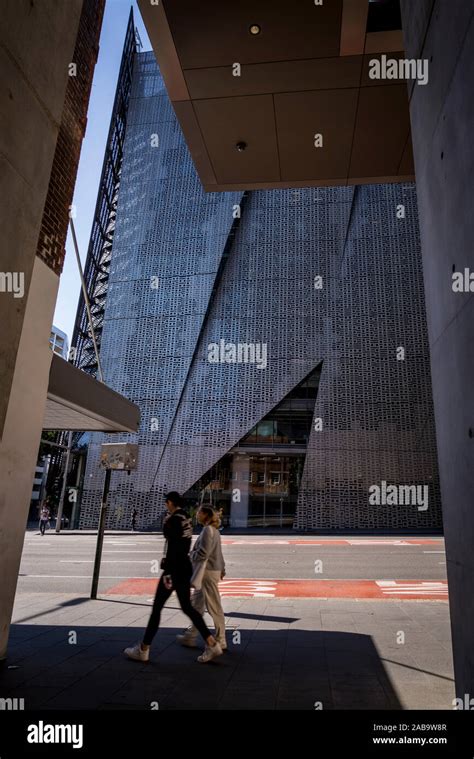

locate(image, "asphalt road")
[[16, 531, 447, 596]]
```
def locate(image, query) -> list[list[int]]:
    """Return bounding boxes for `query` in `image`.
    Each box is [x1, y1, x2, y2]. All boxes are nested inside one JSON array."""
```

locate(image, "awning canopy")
[[138, 0, 413, 192], [43, 354, 140, 433]]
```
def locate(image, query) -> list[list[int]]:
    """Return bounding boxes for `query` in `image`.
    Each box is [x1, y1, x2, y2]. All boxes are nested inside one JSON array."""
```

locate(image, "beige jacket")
[[191, 525, 225, 572]]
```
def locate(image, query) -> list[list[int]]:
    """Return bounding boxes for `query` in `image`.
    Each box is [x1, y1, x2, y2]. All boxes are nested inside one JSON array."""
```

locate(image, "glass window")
[[256, 420, 275, 442]]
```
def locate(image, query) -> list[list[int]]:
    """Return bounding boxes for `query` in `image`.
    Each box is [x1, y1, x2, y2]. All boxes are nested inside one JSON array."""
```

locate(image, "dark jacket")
[[162, 507, 193, 575]]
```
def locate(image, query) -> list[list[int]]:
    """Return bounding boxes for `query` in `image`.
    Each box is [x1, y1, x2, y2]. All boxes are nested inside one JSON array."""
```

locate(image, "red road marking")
[[104, 577, 448, 600], [220, 539, 442, 546]]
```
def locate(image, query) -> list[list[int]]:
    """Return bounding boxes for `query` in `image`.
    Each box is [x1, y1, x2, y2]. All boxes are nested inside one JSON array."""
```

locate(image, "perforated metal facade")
[[78, 52, 441, 532]]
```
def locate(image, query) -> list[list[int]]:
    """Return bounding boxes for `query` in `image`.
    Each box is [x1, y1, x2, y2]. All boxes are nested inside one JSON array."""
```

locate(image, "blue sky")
[[53, 0, 151, 344]]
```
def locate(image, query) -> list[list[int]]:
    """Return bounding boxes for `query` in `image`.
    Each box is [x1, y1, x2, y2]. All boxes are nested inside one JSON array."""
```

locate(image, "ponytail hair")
[[199, 505, 221, 528]]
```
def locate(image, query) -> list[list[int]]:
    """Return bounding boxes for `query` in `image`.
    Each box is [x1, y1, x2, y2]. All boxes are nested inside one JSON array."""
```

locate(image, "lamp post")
[[91, 442, 138, 599]]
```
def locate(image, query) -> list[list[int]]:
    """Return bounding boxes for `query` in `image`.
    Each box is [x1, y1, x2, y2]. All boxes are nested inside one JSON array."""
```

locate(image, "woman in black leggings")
[[124, 492, 223, 664]]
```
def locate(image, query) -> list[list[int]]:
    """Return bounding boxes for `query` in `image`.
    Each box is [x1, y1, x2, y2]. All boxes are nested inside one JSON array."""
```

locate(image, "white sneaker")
[[176, 633, 198, 648], [124, 643, 149, 662], [197, 642, 223, 663]]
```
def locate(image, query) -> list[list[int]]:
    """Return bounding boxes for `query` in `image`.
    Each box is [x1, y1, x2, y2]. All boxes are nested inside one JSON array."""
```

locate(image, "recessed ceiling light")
[[249, 24, 261, 35], [236, 141, 247, 152]]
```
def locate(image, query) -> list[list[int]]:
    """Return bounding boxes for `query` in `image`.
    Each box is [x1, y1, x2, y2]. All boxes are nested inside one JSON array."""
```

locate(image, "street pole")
[[55, 430, 73, 533], [70, 455, 84, 529], [91, 467, 112, 599]]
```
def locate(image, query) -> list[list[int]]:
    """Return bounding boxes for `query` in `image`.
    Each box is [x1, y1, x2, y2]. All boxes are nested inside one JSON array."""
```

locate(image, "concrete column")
[[0, 0, 84, 664], [400, 0, 474, 697], [231, 454, 250, 528], [0, 0, 82, 435], [0, 257, 59, 661]]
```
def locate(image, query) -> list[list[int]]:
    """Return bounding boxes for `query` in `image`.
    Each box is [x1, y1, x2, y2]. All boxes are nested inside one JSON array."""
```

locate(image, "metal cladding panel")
[[79, 53, 441, 532]]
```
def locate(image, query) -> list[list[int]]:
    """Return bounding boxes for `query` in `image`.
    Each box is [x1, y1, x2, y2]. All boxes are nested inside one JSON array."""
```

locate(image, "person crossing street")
[[124, 492, 223, 664]]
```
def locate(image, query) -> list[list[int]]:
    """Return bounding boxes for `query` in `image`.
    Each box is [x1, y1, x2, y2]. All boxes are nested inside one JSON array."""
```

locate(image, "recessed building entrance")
[[184, 364, 321, 528]]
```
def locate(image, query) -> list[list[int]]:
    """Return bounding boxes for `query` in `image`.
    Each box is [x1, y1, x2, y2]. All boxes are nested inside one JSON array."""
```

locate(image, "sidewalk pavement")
[[0, 592, 454, 710]]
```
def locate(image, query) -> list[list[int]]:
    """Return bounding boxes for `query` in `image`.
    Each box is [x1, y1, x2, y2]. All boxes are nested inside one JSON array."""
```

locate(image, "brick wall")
[[36, 0, 105, 275]]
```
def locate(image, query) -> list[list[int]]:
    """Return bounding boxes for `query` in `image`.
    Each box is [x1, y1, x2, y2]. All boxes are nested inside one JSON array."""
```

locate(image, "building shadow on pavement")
[[0, 623, 407, 710]]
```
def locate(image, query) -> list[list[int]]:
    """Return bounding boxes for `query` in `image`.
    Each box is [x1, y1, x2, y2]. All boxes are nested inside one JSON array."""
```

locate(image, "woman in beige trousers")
[[177, 505, 227, 653]]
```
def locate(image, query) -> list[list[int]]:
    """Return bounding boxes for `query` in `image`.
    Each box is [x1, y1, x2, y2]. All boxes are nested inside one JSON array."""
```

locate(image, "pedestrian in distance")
[[39, 500, 51, 536], [131, 508, 138, 532], [124, 492, 223, 664], [177, 505, 227, 651]]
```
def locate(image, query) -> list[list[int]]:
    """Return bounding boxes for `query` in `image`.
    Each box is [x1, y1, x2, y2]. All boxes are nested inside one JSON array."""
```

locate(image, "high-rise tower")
[[74, 47, 441, 532]]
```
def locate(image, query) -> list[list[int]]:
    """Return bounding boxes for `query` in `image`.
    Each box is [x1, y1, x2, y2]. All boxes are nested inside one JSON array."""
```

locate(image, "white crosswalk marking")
[[224, 541, 290, 545], [348, 540, 415, 546], [376, 580, 448, 596], [218, 579, 277, 597]]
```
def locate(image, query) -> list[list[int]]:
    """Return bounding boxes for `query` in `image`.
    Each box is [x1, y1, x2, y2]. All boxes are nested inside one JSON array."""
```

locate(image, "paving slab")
[[0, 592, 455, 710]]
